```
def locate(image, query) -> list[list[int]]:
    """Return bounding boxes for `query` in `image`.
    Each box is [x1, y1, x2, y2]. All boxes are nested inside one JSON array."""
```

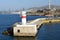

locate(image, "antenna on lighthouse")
[[48, 0, 51, 9]]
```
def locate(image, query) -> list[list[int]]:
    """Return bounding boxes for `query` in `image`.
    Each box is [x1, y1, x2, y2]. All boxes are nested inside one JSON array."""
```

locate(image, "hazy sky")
[[0, 0, 60, 11]]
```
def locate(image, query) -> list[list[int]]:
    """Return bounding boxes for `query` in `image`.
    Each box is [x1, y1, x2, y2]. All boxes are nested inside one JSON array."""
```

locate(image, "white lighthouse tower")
[[21, 11, 26, 25]]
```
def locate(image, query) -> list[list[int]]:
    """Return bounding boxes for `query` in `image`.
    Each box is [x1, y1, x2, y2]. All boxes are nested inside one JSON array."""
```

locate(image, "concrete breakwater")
[[2, 18, 60, 36]]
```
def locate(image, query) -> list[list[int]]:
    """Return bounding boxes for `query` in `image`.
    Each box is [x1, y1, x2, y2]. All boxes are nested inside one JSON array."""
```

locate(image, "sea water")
[[0, 14, 60, 40]]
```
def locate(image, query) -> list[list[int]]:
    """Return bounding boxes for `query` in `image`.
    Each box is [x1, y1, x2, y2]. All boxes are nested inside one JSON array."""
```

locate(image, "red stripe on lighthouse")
[[21, 16, 26, 18]]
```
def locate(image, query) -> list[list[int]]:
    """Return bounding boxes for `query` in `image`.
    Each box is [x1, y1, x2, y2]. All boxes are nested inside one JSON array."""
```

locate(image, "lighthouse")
[[13, 11, 37, 36], [21, 11, 26, 25]]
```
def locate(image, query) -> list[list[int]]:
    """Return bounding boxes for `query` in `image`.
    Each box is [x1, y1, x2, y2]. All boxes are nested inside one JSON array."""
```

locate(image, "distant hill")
[[28, 5, 60, 10]]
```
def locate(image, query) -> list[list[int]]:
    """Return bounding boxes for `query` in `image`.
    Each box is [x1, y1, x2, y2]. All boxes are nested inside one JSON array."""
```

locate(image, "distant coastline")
[[0, 5, 60, 17]]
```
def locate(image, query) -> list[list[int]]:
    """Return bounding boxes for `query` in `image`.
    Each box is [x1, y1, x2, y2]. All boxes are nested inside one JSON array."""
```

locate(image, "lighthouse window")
[[17, 30, 20, 33]]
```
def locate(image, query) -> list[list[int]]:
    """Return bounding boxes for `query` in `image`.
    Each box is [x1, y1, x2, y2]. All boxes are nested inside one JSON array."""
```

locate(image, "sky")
[[0, 0, 60, 11]]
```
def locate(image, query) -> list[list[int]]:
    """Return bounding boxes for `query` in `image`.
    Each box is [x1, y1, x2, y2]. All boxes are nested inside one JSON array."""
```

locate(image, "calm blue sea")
[[0, 14, 60, 40]]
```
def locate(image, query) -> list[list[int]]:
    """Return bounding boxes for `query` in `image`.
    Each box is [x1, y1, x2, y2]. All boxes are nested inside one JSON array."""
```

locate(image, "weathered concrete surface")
[[13, 25, 37, 36]]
